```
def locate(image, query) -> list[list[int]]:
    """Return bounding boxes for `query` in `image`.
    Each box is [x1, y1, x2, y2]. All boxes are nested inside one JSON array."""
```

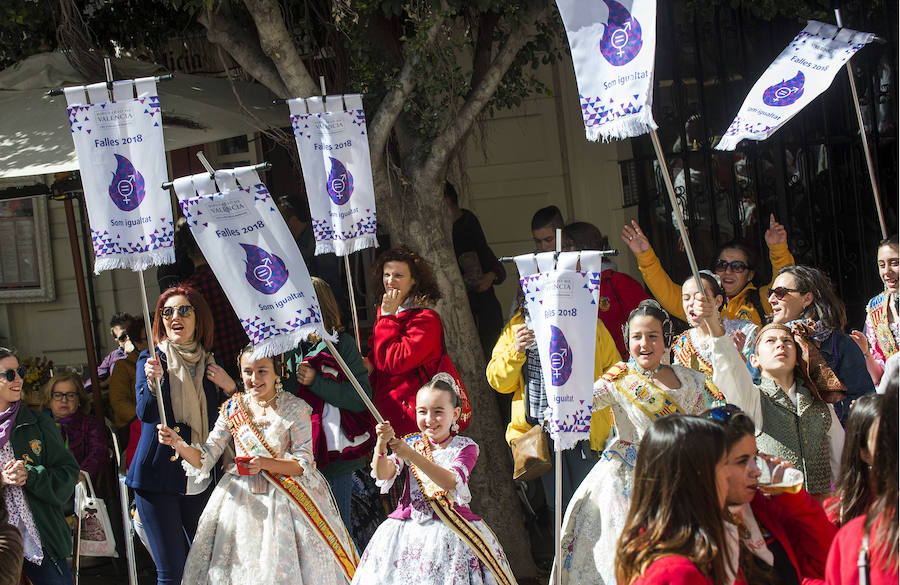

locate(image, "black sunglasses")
[[2, 366, 26, 382], [705, 403, 743, 423], [713, 259, 749, 273], [768, 286, 800, 300], [161, 305, 195, 320], [114, 332, 128, 342]]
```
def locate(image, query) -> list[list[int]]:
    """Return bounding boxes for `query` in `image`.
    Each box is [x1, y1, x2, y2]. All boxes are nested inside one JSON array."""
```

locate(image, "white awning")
[[0, 53, 288, 179]]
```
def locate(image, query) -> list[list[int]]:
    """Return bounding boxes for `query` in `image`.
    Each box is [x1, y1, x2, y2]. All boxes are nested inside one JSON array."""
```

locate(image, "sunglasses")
[[768, 287, 800, 300], [713, 259, 749, 273], [1, 366, 26, 382], [161, 305, 195, 320], [113, 332, 128, 342], [51, 391, 79, 402], [705, 403, 743, 423]]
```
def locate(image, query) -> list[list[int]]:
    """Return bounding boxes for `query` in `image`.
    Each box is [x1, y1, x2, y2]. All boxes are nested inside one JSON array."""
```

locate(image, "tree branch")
[[368, 12, 447, 170], [198, 5, 289, 98], [469, 10, 499, 95], [419, 6, 549, 185], [241, 0, 319, 98]]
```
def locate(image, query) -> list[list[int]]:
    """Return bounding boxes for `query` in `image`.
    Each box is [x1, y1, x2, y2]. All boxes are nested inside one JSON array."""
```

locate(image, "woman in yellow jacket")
[[486, 305, 621, 516], [620, 214, 794, 326]]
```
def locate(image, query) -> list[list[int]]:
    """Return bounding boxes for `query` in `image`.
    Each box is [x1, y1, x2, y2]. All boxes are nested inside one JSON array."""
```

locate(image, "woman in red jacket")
[[615, 415, 732, 585], [707, 404, 836, 585], [366, 248, 443, 436]]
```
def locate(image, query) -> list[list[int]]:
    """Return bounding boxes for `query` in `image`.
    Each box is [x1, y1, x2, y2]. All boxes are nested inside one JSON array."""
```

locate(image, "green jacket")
[[11, 406, 79, 563], [283, 332, 373, 480]]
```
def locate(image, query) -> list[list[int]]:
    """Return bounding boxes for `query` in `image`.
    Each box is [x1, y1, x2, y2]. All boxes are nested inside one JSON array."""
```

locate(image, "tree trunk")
[[376, 155, 537, 578]]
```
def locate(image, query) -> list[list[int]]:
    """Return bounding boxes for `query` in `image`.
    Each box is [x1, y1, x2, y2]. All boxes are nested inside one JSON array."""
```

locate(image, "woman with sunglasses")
[[851, 235, 899, 385], [695, 292, 844, 500], [706, 404, 836, 585], [553, 300, 724, 585], [614, 415, 732, 585], [39, 372, 107, 485], [621, 214, 794, 326], [126, 286, 237, 585], [0, 347, 79, 585], [767, 265, 875, 423]]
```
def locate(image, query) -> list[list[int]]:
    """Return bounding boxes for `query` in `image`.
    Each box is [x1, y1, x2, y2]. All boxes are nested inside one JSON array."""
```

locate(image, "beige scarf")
[[160, 339, 211, 445]]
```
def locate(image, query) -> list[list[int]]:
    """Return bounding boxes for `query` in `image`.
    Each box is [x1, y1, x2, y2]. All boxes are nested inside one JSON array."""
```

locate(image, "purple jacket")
[[54, 411, 108, 481]]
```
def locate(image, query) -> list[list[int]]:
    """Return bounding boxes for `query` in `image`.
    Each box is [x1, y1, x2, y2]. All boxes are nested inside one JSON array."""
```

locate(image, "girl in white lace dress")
[[157, 345, 356, 585], [552, 300, 724, 585], [352, 374, 515, 585]]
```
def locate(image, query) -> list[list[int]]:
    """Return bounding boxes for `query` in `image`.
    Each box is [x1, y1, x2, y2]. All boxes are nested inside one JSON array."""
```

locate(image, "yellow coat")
[[635, 242, 795, 326], [486, 310, 621, 451]]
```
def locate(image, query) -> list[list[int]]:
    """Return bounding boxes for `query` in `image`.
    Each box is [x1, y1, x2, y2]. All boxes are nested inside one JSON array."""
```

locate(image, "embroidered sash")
[[402, 433, 518, 585], [673, 331, 713, 378], [869, 293, 899, 360], [613, 368, 687, 419], [222, 397, 358, 581]]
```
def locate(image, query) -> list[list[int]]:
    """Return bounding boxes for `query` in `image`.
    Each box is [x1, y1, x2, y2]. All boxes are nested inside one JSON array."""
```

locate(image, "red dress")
[[825, 515, 899, 585], [367, 307, 443, 436], [747, 489, 837, 585], [631, 556, 713, 585]]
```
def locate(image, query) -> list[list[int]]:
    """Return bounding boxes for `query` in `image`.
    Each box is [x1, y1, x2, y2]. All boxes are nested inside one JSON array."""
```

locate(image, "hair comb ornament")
[[430, 372, 460, 395]]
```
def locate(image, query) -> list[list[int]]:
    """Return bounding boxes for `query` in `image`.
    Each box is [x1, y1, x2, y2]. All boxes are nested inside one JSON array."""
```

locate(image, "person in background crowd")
[[531, 205, 565, 252], [158, 345, 355, 585], [705, 311, 844, 499], [621, 214, 794, 326], [365, 248, 444, 437], [180, 224, 249, 380], [283, 277, 374, 535], [126, 286, 237, 585], [276, 195, 348, 319], [93, 311, 135, 390], [443, 181, 507, 361], [767, 264, 875, 423], [825, 393, 881, 525], [852, 235, 899, 385], [353, 375, 514, 585], [673, 271, 757, 380], [108, 318, 148, 457], [561, 221, 649, 357], [825, 377, 898, 585], [0, 347, 79, 585], [553, 300, 724, 585], [0, 485, 24, 585], [39, 372, 107, 484], [487, 284, 620, 525], [614, 415, 731, 585], [707, 404, 836, 585]]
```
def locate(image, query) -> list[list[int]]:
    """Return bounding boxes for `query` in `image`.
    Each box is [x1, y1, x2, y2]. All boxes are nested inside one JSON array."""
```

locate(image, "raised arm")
[[622, 221, 687, 320]]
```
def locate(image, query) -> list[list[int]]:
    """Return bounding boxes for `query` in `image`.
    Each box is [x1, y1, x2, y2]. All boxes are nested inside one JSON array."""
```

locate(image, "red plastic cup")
[[235, 456, 253, 475]]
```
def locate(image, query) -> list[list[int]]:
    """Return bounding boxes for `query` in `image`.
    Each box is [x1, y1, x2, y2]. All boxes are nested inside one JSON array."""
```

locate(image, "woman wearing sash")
[[553, 300, 724, 585], [158, 344, 357, 585], [353, 374, 516, 585], [126, 286, 235, 585], [673, 271, 757, 379], [852, 235, 899, 385]]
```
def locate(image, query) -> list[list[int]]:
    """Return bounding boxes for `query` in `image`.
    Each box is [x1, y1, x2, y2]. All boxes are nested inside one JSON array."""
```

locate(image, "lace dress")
[[181, 392, 355, 585], [351, 435, 512, 585], [551, 364, 710, 585]]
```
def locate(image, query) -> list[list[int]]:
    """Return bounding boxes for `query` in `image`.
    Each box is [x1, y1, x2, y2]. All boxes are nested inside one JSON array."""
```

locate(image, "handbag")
[[509, 423, 552, 481], [74, 475, 118, 558]]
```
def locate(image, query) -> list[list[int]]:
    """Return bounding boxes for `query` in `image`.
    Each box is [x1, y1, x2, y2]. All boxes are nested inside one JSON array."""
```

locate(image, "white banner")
[[717, 21, 874, 151], [173, 167, 327, 358], [514, 251, 604, 450], [556, 0, 658, 141], [288, 94, 377, 256], [64, 78, 174, 272]]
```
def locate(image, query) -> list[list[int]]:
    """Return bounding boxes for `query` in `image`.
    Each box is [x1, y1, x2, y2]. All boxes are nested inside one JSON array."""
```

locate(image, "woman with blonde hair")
[[283, 277, 374, 532], [40, 372, 107, 483]]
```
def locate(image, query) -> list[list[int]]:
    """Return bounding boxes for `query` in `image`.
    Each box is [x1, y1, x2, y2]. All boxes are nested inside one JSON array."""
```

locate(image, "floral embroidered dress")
[[552, 363, 713, 585], [352, 435, 512, 585], [672, 319, 758, 379], [864, 291, 899, 372], [181, 392, 356, 585]]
